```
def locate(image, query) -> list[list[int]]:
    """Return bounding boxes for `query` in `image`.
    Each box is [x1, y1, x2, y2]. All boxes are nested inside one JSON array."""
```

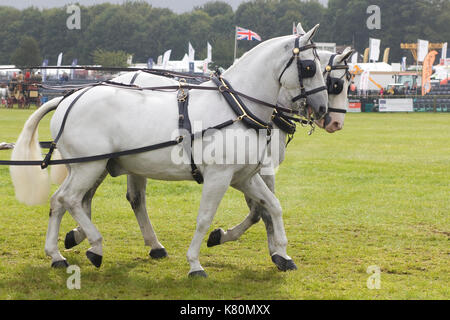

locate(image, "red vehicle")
[[7, 74, 41, 108]]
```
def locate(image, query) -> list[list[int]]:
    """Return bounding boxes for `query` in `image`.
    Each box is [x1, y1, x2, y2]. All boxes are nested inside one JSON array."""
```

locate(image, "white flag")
[[56, 52, 63, 79], [359, 70, 370, 92], [127, 55, 133, 65], [207, 42, 212, 62], [188, 42, 195, 62], [369, 38, 381, 62], [157, 55, 163, 65], [417, 39, 429, 62], [57, 52, 63, 66], [162, 49, 171, 69], [441, 42, 447, 65], [401, 57, 407, 71], [351, 51, 358, 64]]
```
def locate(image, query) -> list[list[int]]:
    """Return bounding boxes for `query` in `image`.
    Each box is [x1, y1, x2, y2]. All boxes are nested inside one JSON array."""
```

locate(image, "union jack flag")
[[236, 27, 261, 41]]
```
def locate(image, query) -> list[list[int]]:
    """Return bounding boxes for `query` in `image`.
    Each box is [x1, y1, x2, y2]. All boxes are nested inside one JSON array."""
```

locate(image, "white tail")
[[10, 97, 63, 205], [50, 149, 68, 185]]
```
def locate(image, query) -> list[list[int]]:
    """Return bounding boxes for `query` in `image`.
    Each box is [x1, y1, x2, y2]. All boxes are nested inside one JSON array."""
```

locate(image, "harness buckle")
[[234, 114, 246, 122], [176, 136, 184, 144], [218, 84, 227, 93], [178, 79, 188, 101]]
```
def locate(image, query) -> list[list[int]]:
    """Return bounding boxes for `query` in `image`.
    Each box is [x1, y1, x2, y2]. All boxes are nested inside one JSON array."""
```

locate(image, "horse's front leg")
[[126, 174, 167, 259], [208, 173, 278, 255], [186, 167, 234, 277], [233, 173, 297, 271]]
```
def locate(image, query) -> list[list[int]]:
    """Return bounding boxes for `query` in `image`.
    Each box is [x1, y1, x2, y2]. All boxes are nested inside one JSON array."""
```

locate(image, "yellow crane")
[[401, 43, 445, 63]]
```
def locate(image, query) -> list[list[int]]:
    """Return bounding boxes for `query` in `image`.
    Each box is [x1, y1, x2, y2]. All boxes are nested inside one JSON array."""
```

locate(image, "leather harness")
[[1, 37, 328, 185]]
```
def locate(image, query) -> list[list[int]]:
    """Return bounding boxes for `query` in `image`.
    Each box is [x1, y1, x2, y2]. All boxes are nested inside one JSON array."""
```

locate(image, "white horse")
[[206, 50, 354, 255], [11, 25, 329, 277], [60, 46, 353, 263]]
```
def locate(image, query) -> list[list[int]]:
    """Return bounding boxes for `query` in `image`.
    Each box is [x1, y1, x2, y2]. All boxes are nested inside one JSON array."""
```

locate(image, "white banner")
[[442, 42, 447, 65], [351, 51, 358, 64], [401, 57, 407, 71], [379, 99, 414, 112], [417, 39, 429, 62], [56, 52, 63, 78], [207, 42, 212, 62], [188, 42, 195, 62], [162, 49, 171, 69], [369, 38, 381, 62], [57, 52, 63, 66], [359, 70, 370, 92]]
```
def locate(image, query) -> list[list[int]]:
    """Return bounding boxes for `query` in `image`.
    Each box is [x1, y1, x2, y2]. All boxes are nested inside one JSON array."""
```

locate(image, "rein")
[[39, 80, 296, 115]]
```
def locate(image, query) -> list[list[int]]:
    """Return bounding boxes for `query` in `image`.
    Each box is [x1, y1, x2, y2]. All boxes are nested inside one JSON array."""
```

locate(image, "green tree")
[[198, 1, 233, 17], [0, 0, 448, 67], [92, 48, 129, 67], [11, 36, 42, 68]]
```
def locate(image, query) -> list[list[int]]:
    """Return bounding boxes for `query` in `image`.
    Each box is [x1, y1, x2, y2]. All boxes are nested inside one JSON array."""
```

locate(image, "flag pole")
[[234, 26, 237, 62]]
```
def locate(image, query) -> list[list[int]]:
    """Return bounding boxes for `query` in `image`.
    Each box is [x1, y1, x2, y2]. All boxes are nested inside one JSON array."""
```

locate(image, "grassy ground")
[[0, 109, 448, 300]]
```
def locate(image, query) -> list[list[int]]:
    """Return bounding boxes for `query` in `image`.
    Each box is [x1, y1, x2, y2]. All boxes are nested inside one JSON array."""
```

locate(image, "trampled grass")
[[0, 109, 448, 299]]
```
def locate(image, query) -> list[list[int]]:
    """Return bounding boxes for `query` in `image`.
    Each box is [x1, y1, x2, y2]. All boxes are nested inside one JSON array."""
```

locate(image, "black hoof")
[[64, 230, 78, 249], [271, 254, 298, 272], [188, 270, 208, 278], [51, 260, 69, 268], [86, 251, 102, 268], [149, 248, 168, 259], [207, 228, 222, 247]]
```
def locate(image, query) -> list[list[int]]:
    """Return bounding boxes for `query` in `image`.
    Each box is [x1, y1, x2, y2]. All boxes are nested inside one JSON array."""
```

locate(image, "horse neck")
[[222, 38, 290, 124]]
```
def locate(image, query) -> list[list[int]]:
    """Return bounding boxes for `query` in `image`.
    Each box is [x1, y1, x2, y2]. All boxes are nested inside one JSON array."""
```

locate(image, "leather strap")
[[211, 76, 271, 130], [177, 88, 204, 184]]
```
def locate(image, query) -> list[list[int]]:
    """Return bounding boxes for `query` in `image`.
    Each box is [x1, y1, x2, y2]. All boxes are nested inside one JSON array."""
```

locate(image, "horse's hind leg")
[[64, 170, 108, 249], [59, 162, 108, 268], [45, 177, 72, 267], [126, 174, 167, 259], [207, 195, 261, 246], [233, 174, 297, 272], [208, 174, 278, 255]]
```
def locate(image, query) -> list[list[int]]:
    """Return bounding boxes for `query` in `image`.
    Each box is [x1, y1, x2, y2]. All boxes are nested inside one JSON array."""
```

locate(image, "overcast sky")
[[0, 0, 328, 12]]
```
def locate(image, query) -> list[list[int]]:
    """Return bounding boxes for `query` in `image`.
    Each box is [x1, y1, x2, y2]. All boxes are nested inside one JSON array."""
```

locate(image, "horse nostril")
[[318, 106, 326, 115], [332, 121, 342, 130]]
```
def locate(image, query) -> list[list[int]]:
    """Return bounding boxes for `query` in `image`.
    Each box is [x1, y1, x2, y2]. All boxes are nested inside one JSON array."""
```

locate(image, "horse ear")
[[338, 47, 354, 63], [296, 23, 306, 36], [300, 24, 320, 44]]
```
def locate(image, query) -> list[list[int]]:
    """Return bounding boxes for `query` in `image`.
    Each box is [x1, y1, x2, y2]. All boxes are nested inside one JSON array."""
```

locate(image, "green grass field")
[[0, 109, 448, 300]]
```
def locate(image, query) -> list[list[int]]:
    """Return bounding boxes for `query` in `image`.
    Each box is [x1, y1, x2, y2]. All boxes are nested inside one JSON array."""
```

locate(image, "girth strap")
[[177, 87, 204, 184]]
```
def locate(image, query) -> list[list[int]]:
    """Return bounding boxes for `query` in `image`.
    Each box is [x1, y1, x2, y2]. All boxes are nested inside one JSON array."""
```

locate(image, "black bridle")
[[273, 51, 353, 140], [323, 53, 351, 114], [278, 37, 327, 115]]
